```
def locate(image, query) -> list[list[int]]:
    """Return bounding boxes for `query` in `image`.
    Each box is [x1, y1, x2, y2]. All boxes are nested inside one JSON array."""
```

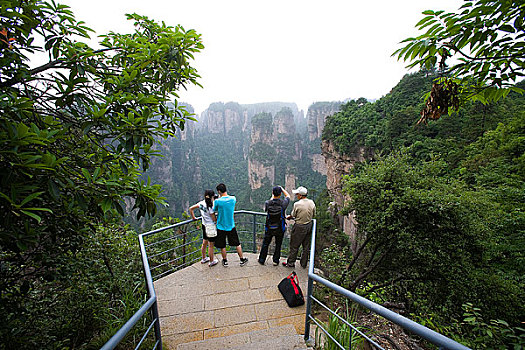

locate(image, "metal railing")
[[101, 209, 469, 350], [100, 210, 269, 349], [304, 219, 471, 350]]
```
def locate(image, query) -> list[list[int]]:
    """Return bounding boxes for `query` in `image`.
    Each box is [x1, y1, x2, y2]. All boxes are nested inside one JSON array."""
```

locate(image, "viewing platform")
[[102, 211, 471, 350], [154, 252, 311, 350]]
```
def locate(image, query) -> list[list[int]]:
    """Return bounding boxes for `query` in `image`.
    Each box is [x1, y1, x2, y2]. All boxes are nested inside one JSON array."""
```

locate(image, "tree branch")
[[444, 42, 525, 62], [350, 246, 392, 291], [338, 234, 372, 285], [0, 47, 116, 89]]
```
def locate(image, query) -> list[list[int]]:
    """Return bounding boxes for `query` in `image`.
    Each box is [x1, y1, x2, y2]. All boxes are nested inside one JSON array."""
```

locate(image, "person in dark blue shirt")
[[258, 186, 290, 266]]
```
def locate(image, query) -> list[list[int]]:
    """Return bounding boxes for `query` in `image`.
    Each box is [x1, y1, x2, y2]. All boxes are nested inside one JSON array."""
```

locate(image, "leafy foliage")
[[322, 69, 525, 346], [393, 0, 525, 121], [314, 304, 365, 350], [0, 0, 202, 347], [323, 72, 433, 155], [341, 152, 524, 323], [460, 303, 525, 349]]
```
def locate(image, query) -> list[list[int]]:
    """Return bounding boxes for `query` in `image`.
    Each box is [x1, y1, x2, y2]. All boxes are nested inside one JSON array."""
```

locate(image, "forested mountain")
[[320, 71, 525, 348], [142, 101, 340, 220]]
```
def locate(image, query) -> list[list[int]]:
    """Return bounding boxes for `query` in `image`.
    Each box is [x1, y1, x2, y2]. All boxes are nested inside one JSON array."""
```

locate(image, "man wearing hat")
[[284, 186, 316, 268], [258, 186, 290, 265]]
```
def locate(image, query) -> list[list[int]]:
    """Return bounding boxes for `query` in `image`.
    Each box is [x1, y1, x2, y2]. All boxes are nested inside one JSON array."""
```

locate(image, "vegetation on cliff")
[[323, 7, 525, 343], [322, 68, 524, 349]]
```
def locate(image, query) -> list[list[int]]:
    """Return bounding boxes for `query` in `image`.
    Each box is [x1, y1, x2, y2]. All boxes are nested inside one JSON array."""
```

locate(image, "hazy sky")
[[65, 0, 460, 115]]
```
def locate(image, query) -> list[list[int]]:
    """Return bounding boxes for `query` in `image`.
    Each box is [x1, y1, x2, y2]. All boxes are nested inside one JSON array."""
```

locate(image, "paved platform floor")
[[154, 252, 310, 349]]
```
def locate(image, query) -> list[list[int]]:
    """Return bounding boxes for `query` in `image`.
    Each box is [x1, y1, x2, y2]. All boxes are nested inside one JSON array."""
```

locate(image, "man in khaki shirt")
[[284, 186, 316, 268]]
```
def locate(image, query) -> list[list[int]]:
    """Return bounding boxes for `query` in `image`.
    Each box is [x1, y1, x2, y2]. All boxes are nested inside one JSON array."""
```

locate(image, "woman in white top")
[[189, 189, 219, 267]]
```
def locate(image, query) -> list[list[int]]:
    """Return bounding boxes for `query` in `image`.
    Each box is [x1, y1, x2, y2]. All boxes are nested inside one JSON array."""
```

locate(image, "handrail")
[[100, 228, 165, 350], [103, 209, 471, 349], [304, 219, 471, 350], [100, 296, 159, 350], [100, 211, 267, 349]]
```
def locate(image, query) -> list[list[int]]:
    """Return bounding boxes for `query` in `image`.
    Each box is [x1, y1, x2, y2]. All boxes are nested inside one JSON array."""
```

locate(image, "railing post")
[[252, 213, 257, 253], [138, 235, 163, 350], [182, 228, 186, 265], [304, 219, 316, 344]]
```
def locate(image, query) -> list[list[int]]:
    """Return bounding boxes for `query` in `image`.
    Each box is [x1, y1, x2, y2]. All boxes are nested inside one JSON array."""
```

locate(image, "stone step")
[[228, 334, 308, 350], [176, 324, 307, 350]]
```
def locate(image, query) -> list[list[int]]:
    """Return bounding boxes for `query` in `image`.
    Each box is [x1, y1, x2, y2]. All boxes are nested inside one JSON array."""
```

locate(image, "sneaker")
[[258, 260, 265, 265], [240, 257, 248, 267], [222, 259, 228, 267], [282, 262, 295, 268], [273, 261, 279, 266], [209, 258, 218, 267], [201, 257, 210, 264]]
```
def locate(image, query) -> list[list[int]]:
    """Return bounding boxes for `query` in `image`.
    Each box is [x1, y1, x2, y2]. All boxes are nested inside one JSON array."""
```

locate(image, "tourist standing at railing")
[[189, 189, 219, 267], [213, 183, 249, 267], [283, 186, 316, 268], [258, 186, 290, 266]]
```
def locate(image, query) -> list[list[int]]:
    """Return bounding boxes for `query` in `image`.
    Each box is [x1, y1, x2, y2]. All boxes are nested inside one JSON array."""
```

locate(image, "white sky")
[[65, 0, 460, 115]]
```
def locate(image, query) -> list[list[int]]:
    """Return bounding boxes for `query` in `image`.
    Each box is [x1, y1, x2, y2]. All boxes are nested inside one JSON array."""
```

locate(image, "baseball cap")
[[292, 186, 307, 196], [272, 186, 282, 196]]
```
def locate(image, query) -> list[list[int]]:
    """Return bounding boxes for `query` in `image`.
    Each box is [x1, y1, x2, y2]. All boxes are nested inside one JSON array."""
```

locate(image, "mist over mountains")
[[143, 100, 341, 219]]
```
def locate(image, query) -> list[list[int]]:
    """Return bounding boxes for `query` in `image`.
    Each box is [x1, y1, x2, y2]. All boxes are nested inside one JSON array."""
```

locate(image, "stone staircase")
[[177, 324, 308, 350], [153, 252, 313, 350]]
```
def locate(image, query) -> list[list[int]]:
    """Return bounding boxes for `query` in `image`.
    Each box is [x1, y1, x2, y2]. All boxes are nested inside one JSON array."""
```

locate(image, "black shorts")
[[215, 227, 240, 249], [202, 225, 216, 242]]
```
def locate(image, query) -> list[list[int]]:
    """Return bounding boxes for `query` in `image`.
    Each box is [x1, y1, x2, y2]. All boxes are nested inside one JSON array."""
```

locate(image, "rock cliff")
[[305, 102, 341, 177], [144, 100, 333, 217], [307, 102, 341, 141], [321, 139, 371, 252], [249, 112, 275, 190]]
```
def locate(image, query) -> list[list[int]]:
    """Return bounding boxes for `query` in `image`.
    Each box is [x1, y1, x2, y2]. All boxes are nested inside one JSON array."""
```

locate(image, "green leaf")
[[81, 168, 92, 183], [0, 191, 14, 204], [114, 201, 125, 216], [100, 198, 112, 213], [21, 210, 42, 223], [20, 192, 45, 207], [16, 122, 30, 138], [119, 160, 129, 175], [416, 16, 435, 28], [93, 167, 101, 181], [499, 24, 515, 33], [48, 180, 61, 199]]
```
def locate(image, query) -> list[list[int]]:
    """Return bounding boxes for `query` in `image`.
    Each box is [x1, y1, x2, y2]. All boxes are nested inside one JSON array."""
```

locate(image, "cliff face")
[[305, 102, 341, 177], [198, 102, 300, 135], [274, 108, 295, 136], [247, 108, 302, 201], [321, 139, 369, 252], [249, 113, 275, 190], [145, 100, 332, 217], [198, 102, 247, 134], [248, 160, 275, 189], [203, 109, 246, 134], [307, 102, 341, 141]]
